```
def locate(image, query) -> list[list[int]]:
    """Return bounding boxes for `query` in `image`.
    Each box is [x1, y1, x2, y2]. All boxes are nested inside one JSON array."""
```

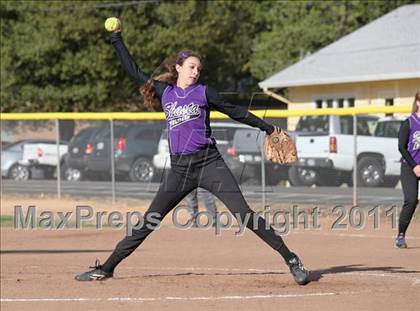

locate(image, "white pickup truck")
[[291, 116, 402, 187], [17, 142, 68, 180]]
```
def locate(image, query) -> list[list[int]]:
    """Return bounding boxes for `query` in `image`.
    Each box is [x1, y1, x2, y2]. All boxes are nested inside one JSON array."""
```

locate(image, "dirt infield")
[[1, 196, 419, 311]]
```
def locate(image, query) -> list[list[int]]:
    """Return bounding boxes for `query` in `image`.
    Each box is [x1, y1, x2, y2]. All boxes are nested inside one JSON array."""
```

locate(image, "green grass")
[[0, 215, 107, 228], [0, 215, 14, 227]]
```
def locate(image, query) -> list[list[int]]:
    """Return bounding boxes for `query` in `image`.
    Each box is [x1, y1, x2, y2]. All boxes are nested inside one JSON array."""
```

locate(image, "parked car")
[[153, 122, 288, 185], [371, 117, 403, 187], [18, 141, 68, 180], [1, 139, 68, 181], [86, 122, 164, 182], [291, 115, 402, 187], [2, 139, 51, 180], [62, 126, 101, 181]]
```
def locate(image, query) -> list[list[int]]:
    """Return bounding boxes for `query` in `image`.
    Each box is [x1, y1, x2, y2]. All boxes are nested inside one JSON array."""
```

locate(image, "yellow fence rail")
[[0, 105, 411, 120]]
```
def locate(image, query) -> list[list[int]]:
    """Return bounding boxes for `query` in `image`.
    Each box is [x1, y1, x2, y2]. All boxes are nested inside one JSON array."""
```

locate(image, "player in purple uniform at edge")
[[395, 92, 420, 248], [75, 19, 309, 285]]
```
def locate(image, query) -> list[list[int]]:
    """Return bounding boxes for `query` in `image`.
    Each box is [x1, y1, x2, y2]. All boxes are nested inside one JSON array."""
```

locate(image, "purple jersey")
[[162, 84, 214, 154], [408, 113, 420, 164]]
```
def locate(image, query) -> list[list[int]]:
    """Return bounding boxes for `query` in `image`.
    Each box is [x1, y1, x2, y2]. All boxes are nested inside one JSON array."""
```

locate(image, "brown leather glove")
[[264, 126, 297, 164]]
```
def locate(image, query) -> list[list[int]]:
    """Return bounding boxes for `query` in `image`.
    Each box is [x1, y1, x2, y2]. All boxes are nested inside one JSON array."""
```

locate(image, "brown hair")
[[140, 50, 202, 111], [412, 92, 420, 114]]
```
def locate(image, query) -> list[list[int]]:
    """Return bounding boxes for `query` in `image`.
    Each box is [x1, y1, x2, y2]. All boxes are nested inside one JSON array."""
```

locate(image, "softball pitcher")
[[75, 18, 309, 285], [396, 92, 420, 248]]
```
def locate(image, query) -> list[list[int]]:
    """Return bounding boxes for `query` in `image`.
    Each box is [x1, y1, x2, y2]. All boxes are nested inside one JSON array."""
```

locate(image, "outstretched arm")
[[109, 32, 167, 98], [206, 87, 274, 134]]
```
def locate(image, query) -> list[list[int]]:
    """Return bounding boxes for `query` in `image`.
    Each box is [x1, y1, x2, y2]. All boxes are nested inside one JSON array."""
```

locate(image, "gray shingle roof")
[[259, 4, 420, 89]]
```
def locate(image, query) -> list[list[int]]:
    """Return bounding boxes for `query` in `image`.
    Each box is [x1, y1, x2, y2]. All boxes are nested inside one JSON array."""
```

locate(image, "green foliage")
[[249, 0, 418, 80], [1, 0, 418, 112]]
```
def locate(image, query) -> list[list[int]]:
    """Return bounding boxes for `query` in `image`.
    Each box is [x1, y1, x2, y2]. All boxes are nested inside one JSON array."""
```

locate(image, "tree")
[[1, 0, 417, 112], [248, 0, 418, 81], [1, 1, 132, 112], [1, 0, 262, 111]]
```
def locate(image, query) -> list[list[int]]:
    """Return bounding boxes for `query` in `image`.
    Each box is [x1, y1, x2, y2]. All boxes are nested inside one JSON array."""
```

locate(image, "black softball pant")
[[399, 162, 419, 235], [102, 145, 291, 273]]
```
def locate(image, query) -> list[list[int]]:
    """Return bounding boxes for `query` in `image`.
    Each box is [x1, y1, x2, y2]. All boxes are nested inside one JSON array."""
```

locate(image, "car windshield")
[[71, 128, 97, 145], [340, 116, 377, 136], [2, 141, 24, 151], [92, 126, 126, 142], [374, 120, 402, 138], [296, 116, 329, 133]]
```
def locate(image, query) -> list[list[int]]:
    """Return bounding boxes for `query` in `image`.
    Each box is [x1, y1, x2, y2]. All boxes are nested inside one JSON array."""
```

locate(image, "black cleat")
[[286, 253, 309, 285], [75, 260, 113, 281]]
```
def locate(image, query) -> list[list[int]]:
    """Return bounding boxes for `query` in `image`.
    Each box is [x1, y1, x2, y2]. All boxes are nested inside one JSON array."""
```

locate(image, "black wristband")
[[109, 31, 122, 44], [266, 124, 275, 135]]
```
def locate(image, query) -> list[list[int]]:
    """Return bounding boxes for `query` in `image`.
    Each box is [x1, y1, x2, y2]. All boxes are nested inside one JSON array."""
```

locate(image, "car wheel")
[[8, 164, 31, 181], [129, 157, 154, 182], [357, 157, 384, 187], [288, 166, 317, 186]]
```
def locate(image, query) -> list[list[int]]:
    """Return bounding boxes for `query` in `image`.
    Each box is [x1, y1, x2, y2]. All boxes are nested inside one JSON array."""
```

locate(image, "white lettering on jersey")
[[164, 101, 201, 129], [413, 130, 420, 150]]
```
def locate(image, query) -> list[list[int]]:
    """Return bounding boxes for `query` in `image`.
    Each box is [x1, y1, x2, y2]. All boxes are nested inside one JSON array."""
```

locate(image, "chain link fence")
[[1, 104, 410, 209]]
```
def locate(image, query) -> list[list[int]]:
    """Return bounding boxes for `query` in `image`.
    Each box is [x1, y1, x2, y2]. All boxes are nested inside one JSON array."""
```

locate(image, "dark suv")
[[86, 122, 164, 182], [63, 126, 101, 181]]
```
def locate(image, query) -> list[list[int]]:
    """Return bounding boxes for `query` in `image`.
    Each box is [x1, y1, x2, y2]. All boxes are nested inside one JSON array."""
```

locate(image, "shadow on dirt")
[[309, 264, 420, 282]]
